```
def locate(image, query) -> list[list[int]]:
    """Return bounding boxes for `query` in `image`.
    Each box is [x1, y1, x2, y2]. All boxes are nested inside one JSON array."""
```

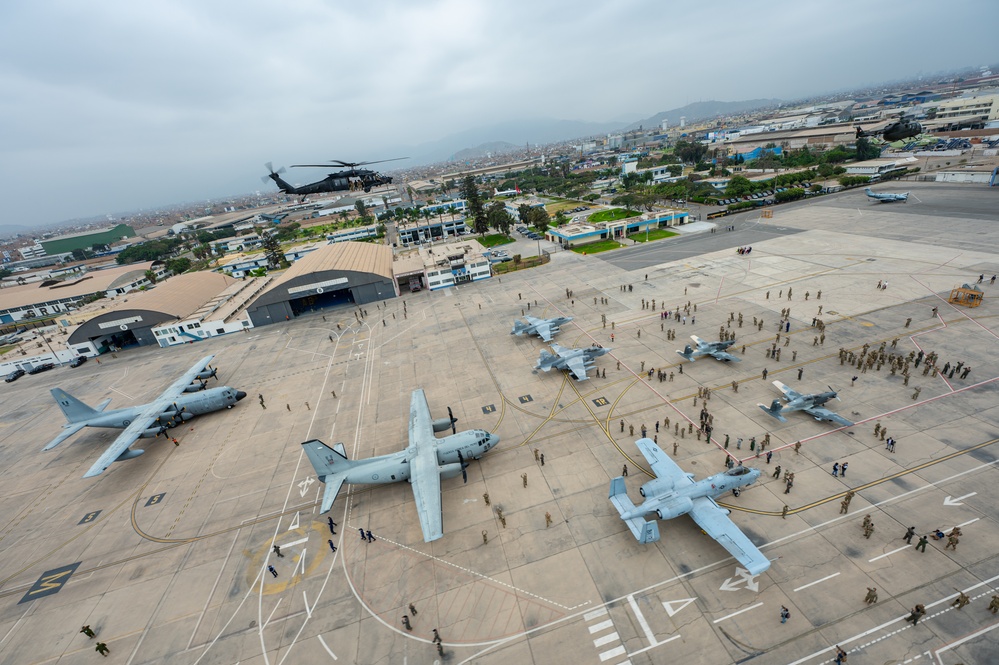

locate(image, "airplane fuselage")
[[785, 392, 835, 412], [337, 429, 498, 486], [621, 468, 761, 520], [75, 387, 245, 429]]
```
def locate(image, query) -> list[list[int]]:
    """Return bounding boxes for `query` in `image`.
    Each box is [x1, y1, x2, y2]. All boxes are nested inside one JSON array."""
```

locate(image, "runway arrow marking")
[[662, 597, 697, 617], [943, 492, 976, 506], [288, 511, 300, 531], [719, 567, 760, 592]]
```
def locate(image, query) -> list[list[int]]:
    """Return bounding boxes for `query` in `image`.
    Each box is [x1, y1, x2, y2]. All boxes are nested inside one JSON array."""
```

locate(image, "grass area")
[[478, 234, 516, 248], [628, 229, 678, 243], [491, 254, 549, 273], [544, 200, 582, 215], [589, 208, 640, 223], [570, 240, 623, 254]]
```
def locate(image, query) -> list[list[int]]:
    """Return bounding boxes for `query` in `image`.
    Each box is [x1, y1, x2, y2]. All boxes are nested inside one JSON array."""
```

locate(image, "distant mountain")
[[625, 99, 784, 132], [451, 141, 520, 162], [403, 117, 626, 165]]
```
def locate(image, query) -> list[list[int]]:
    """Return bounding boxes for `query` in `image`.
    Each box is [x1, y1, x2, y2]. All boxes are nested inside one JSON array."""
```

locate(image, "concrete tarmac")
[[0, 182, 997, 664]]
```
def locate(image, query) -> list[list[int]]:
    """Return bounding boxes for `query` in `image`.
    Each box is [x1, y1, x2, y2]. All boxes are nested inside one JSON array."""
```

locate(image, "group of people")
[[736, 246, 753, 254]]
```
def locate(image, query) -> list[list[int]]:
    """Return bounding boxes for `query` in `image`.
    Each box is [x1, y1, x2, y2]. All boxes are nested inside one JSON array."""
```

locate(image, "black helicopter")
[[855, 114, 923, 143], [262, 158, 407, 197]]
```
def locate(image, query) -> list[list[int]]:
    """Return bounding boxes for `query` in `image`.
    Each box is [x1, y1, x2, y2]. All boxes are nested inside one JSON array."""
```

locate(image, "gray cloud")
[[0, 0, 995, 226]]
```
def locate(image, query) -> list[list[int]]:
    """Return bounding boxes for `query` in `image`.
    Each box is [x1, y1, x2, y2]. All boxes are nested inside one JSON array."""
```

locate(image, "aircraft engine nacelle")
[[439, 463, 464, 480], [183, 383, 205, 393], [432, 418, 455, 433], [140, 428, 166, 438], [639, 478, 674, 499], [115, 449, 145, 462], [655, 496, 693, 521]]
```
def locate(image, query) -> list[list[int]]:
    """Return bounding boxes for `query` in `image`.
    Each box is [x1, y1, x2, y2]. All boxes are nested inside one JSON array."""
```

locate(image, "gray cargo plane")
[[758, 380, 853, 427], [609, 438, 770, 575], [302, 388, 500, 543], [535, 343, 610, 381], [676, 335, 741, 363], [45, 354, 246, 477], [511, 315, 572, 342], [865, 187, 908, 203]]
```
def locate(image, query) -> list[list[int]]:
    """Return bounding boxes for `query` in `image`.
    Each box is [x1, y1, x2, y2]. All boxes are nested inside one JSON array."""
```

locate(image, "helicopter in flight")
[[855, 114, 923, 143], [262, 158, 407, 197]]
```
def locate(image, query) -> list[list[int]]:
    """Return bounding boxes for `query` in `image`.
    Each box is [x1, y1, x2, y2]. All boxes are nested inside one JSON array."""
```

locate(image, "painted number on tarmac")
[[518, 395, 534, 404], [145, 493, 166, 507], [78, 511, 101, 525], [481, 404, 496, 414], [19, 562, 82, 604], [592, 397, 609, 407]]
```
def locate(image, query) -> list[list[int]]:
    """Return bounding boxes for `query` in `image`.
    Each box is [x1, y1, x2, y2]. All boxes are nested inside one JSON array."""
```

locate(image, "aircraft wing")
[[688, 496, 771, 576], [534, 322, 554, 342], [803, 406, 854, 427], [408, 388, 445, 541], [564, 355, 589, 381], [772, 380, 801, 401], [82, 355, 216, 478], [549, 342, 570, 357], [709, 349, 741, 362], [635, 438, 693, 490], [409, 446, 444, 542]]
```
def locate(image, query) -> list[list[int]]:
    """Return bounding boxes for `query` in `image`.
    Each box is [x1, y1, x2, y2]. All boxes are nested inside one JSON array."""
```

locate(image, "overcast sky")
[[1, 0, 995, 228]]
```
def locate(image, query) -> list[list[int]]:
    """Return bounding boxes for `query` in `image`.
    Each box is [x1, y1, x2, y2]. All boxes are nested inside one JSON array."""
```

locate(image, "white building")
[[18, 244, 46, 260]]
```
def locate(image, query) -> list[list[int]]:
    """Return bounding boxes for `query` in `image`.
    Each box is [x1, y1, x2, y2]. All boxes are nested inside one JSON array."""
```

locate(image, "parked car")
[[5, 368, 25, 383], [27, 362, 55, 375], [69, 356, 88, 368]]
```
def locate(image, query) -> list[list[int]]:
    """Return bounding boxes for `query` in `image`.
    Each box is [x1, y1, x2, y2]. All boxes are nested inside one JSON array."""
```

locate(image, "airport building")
[[66, 271, 244, 354], [546, 210, 689, 248], [396, 217, 467, 246], [418, 241, 491, 291], [244, 242, 396, 326], [0, 261, 165, 325], [39, 224, 137, 255]]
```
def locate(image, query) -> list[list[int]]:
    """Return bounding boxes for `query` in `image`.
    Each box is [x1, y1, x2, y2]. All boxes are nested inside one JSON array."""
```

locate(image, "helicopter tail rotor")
[[261, 162, 287, 183]]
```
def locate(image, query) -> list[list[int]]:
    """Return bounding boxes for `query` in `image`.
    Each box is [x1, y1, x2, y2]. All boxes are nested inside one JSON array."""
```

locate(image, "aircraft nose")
[[235, 391, 247, 401], [488, 433, 501, 448]]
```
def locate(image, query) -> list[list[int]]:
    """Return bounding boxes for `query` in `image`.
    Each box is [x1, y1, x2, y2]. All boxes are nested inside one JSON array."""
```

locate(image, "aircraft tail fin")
[[676, 345, 695, 361], [50, 388, 100, 424], [609, 477, 660, 544], [301, 439, 352, 513], [757, 399, 787, 422], [511, 321, 526, 336], [536, 349, 555, 371], [95, 397, 113, 412]]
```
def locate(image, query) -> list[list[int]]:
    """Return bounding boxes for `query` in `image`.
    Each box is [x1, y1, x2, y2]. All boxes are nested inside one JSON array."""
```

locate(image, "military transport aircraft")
[[45, 355, 246, 477], [676, 334, 741, 363], [535, 343, 610, 381], [302, 388, 499, 543], [609, 438, 770, 575], [758, 380, 854, 427], [511, 315, 573, 342], [865, 187, 909, 203]]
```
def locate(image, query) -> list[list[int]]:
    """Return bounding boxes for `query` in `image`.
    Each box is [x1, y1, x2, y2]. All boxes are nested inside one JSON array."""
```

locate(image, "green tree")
[[261, 233, 288, 270], [354, 200, 369, 219], [144, 269, 158, 285], [725, 175, 753, 198], [486, 201, 514, 235], [526, 206, 549, 232], [460, 175, 487, 235], [166, 257, 192, 274], [855, 137, 881, 161], [71, 248, 89, 262], [517, 203, 532, 225]]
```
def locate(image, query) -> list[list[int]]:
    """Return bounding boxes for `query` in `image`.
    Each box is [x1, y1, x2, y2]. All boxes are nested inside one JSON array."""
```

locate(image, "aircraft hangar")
[[244, 241, 396, 326], [67, 271, 239, 354]]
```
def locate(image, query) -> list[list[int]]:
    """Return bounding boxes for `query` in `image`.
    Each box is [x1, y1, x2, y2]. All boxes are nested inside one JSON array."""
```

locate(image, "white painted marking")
[[303, 591, 312, 618], [588, 619, 614, 634], [712, 602, 763, 624], [317, 635, 338, 660], [935, 622, 999, 658], [288, 511, 301, 531], [628, 634, 680, 657], [662, 597, 696, 617], [281, 537, 308, 549], [957, 518, 980, 528], [583, 607, 608, 621], [869, 545, 910, 562], [599, 645, 626, 662], [298, 477, 316, 497], [626, 594, 656, 644], [593, 632, 619, 647], [793, 572, 840, 592], [943, 492, 976, 506], [719, 567, 760, 592], [263, 598, 283, 628]]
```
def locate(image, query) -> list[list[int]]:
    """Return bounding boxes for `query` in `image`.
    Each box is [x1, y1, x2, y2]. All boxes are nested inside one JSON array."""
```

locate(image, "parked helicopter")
[[262, 158, 407, 197], [855, 114, 922, 143]]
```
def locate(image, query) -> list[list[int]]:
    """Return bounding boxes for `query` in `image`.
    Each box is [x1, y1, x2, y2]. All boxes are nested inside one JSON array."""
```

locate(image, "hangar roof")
[[98, 271, 240, 320], [265, 241, 393, 292], [0, 261, 157, 311]]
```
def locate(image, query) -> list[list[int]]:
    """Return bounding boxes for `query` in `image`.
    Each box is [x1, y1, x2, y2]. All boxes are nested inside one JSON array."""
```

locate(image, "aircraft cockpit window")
[[726, 467, 750, 476]]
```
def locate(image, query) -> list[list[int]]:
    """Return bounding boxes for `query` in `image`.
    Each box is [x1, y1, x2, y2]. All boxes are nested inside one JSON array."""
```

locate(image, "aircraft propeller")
[[261, 162, 287, 183], [457, 450, 468, 483], [290, 157, 408, 171], [447, 406, 457, 434], [206, 365, 218, 381], [828, 385, 841, 400]]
